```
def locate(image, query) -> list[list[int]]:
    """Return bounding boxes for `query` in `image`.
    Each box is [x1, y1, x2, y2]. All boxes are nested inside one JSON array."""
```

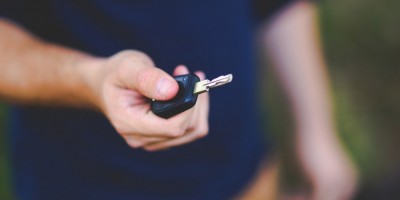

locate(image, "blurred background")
[[0, 0, 399, 199], [266, 0, 400, 199]]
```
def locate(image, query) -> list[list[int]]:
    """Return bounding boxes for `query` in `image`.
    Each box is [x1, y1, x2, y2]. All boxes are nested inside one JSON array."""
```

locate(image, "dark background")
[[1, 0, 399, 199]]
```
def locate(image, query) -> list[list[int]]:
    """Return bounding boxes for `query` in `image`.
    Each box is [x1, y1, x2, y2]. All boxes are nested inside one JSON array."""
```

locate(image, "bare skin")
[[0, 1, 358, 199], [264, 1, 358, 199], [0, 19, 209, 151]]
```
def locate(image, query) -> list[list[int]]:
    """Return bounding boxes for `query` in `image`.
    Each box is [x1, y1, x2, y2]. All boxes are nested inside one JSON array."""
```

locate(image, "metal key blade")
[[205, 74, 233, 89], [193, 74, 233, 94]]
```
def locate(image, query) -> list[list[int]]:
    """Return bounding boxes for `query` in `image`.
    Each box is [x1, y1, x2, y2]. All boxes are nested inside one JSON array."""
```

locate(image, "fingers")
[[143, 127, 202, 151], [143, 94, 209, 151], [143, 70, 209, 151], [116, 109, 192, 138], [144, 103, 209, 151], [173, 65, 189, 76], [114, 51, 179, 101], [112, 62, 193, 137], [105, 56, 209, 150], [133, 67, 178, 100], [122, 135, 169, 149]]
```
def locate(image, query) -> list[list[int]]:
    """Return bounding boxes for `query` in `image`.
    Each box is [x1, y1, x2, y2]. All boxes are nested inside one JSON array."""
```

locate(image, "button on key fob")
[[151, 73, 233, 118]]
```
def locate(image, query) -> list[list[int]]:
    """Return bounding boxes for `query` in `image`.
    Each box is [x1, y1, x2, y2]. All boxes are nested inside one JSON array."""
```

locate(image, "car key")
[[151, 73, 233, 118]]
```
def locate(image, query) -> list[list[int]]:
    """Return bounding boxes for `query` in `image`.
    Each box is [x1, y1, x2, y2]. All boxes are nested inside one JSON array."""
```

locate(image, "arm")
[[0, 18, 209, 151], [0, 19, 100, 107], [262, 2, 357, 200]]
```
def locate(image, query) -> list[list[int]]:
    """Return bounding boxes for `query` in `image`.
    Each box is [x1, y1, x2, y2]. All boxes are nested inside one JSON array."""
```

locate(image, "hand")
[[143, 66, 209, 151], [89, 50, 209, 151]]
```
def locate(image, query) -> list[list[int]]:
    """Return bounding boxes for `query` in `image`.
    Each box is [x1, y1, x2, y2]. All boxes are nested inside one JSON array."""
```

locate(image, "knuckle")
[[168, 126, 185, 137], [129, 50, 150, 60], [114, 125, 128, 136], [127, 140, 143, 149], [117, 50, 148, 59], [144, 146, 165, 152], [119, 54, 133, 67], [117, 50, 137, 57], [114, 50, 136, 64], [113, 120, 134, 136], [196, 125, 209, 138], [178, 117, 191, 129], [127, 50, 153, 66], [164, 120, 187, 137], [143, 147, 153, 152], [117, 50, 153, 68]]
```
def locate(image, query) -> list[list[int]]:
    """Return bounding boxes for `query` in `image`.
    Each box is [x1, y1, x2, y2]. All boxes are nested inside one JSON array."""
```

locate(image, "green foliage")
[[266, 0, 400, 196], [0, 104, 14, 199], [319, 0, 400, 181]]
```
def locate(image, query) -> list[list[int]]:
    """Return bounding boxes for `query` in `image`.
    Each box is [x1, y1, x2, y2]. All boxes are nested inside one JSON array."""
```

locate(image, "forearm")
[[0, 19, 102, 108], [264, 1, 334, 139], [0, 19, 209, 151], [263, 2, 357, 199]]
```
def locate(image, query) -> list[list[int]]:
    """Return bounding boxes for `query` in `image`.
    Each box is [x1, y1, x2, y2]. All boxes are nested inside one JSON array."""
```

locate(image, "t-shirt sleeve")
[[0, 0, 18, 19]]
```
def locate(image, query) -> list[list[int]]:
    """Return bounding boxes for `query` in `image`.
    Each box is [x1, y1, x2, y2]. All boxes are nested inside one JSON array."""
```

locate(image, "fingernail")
[[157, 78, 173, 98]]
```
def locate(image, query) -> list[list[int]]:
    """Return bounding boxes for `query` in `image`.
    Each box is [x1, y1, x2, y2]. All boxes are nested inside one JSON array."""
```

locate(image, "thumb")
[[133, 67, 179, 100]]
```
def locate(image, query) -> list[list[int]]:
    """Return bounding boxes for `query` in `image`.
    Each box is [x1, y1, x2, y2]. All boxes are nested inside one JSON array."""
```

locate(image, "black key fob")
[[151, 74, 200, 118]]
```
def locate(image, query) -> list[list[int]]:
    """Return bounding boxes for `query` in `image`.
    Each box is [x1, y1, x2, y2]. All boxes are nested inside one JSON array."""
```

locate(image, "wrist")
[[72, 53, 106, 110]]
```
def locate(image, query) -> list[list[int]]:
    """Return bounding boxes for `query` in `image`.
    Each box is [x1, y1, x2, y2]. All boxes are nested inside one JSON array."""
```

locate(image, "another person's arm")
[[0, 18, 209, 151], [263, 2, 357, 200]]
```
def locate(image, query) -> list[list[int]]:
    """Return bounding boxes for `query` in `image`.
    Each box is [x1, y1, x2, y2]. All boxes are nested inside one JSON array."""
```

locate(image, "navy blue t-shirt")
[[1, 0, 291, 199]]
